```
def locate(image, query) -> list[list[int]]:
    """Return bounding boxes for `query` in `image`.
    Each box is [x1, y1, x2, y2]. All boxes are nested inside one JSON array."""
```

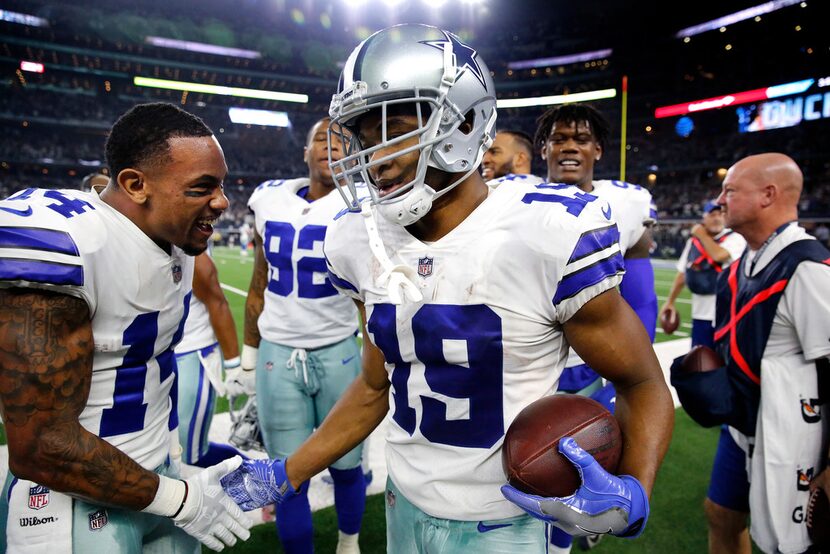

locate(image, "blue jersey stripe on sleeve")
[[567, 224, 620, 264], [0, 227, 79, 256], [553, 252, 624, 305], [0, 258, 83, 286], [327, 268, 358, 293]]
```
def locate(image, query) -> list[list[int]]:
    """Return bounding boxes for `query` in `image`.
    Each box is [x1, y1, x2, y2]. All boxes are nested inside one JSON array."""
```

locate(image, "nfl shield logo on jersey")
[[28, 485, 49, 510], [89, 509, 108, 531], [172, 264, 182, 283], [417, 256, 433, 278]]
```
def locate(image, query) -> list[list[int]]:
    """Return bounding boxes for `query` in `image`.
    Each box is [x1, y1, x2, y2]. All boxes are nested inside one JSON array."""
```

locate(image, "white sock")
[[336, 531, 360, 554]]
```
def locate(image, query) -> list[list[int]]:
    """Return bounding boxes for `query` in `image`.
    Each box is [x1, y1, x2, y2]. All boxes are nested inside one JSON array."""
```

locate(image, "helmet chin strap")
[[360, 202, 423, 304]]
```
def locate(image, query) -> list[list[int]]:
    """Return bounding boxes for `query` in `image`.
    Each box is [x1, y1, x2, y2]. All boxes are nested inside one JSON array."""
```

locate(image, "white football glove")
[[143, 456, 252, 551], [169, 430, 184, 478], [198, 348, 227, 397], [224, 345, 257, 397], [175, 456, 253, 551]]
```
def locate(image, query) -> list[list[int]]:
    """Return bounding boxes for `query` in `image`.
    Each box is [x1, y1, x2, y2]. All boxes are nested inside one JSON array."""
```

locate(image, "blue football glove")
[[219, 458, 302, 511], [501, 437, 649, 538]]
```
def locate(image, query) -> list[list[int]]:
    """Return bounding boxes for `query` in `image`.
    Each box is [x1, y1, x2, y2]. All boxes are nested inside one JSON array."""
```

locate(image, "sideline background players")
[[242, 117, 366, 554], [175, 250, 248, 468], [481, 130, 535, 181]]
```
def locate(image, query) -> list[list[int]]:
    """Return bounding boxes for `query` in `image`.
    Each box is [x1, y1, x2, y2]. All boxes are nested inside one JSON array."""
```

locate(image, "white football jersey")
[[590, 180, 655, 255], [325, 181, 624, 521], [248, 178, 358, 349], [564, 179, 655, 369], [486, 173, 544, 189], [0, 188, 193, 470], [175, 294, 214, 353]]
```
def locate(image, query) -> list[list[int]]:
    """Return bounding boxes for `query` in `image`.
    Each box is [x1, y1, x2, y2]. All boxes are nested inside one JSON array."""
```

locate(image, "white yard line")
[[657, 295, 691, 305], [220, 283, 248, 297]]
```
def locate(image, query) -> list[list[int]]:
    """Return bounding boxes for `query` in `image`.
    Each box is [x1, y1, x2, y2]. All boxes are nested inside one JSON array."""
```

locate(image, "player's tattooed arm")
[[0, 288, 159, 510], [243, 229, 267, 347]]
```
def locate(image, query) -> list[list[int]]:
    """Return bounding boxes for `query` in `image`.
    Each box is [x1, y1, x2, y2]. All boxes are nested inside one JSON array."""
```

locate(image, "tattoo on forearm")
[[0, 290, 91, 426], [0, 289, 158, 509], [244, 250, 268, 345], [244, 295, 264, 345]]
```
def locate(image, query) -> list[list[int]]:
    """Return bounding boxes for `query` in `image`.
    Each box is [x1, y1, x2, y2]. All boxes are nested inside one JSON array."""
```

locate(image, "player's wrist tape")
[[241, 345, 258, 371], [142, 475, 187, 518], [224, 356, 241, 369]]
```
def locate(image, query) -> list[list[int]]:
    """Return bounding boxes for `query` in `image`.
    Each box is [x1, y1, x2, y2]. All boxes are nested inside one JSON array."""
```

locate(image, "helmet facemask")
[[328, 25, 497, 226]]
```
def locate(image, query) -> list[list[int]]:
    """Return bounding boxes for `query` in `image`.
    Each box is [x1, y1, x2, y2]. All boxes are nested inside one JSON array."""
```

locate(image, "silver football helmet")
[[328, 24, 497, 226], [228, 395, 264, 452]]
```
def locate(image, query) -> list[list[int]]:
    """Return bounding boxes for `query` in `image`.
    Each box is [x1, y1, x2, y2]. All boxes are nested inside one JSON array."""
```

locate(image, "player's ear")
[[595, 143, 603, 162], [303, 146, 309, 164], [117, 168, 148, 205]]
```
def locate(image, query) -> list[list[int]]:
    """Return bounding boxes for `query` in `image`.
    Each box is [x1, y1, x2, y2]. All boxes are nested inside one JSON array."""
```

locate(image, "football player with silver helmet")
[[220, 24, 673, 553]]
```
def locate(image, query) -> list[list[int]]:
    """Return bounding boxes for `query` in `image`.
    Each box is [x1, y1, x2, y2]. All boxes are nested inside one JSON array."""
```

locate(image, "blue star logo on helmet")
[[420, 31, 487, 90]]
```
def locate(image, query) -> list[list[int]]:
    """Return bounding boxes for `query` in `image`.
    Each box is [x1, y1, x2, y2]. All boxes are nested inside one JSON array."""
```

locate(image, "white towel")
[[5, 479, 73, 553]]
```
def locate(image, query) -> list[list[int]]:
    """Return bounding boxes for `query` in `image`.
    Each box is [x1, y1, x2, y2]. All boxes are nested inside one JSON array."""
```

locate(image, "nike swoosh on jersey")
[[342, 355, 356, 365], [477, 521, 513, 533], [601, 203, 612, 220], [0, 205, 33, 217]]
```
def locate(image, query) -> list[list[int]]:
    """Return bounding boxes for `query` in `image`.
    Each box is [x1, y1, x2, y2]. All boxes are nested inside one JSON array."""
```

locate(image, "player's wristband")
[[142, 474, 187, 517], [224, 356, 241, 370], [240, 345, 258, 371]]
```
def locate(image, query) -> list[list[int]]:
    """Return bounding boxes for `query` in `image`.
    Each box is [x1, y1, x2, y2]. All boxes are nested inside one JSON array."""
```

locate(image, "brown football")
[[502, 394, 622, 498], [680, 345, 725, 373], [659, 309, 680, 334], [807, 486, 830, 549]]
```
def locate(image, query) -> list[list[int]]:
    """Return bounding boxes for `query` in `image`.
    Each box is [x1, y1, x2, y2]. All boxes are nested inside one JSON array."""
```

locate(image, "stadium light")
[[146, 36, 261, 59], [497, 88, 617, 109], [133, 76, 309, 104], [228, 108, 291, 127], [508, 49, 612, 71], [655, 78, 814, 118], [20, 60, 44, 73], [0, 9, 48, 27], [675, 0, 802, 38]]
